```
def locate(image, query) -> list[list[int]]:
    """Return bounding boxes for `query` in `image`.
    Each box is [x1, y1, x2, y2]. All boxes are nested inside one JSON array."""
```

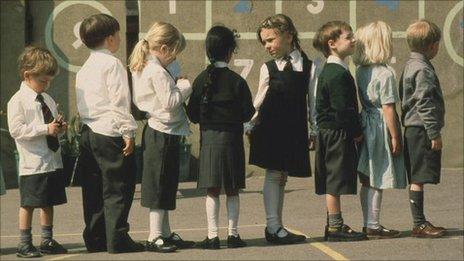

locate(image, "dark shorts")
[[404, 126, 441, 185], [315, 129, 358, 195], [19, 170, 67, 207]]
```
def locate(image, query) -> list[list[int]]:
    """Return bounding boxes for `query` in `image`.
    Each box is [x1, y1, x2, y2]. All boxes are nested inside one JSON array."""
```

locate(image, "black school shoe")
[[39, 239, 68, 254], [227, 234, 247, 248], [109, 238, 145, 254], [265, 227, 306, 244], [16, 242, 43, 258], [145, 236, 177, 253], [196, 236, 220, 249], [324, 224, 367, 242], [164, 232, 195, 249]]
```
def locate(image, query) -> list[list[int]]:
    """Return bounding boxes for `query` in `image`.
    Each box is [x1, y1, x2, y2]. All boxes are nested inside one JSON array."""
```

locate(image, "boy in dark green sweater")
[[313, 21, 366, 242]]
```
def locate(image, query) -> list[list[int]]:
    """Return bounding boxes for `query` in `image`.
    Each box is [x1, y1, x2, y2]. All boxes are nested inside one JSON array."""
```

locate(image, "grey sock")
[[328, 213, 343, 228], [20, 228, 32, 244], [41, 225, 53, 241], [409, 190, 426, 227]]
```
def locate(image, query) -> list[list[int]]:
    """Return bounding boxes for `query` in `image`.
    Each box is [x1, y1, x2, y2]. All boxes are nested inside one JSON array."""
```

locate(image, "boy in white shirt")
[[8, 46, 68, 258], [76, 14, 143, 254]]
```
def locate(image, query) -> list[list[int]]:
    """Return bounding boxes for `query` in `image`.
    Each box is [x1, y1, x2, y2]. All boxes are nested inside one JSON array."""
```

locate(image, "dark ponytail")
[[201, 25, 238, 118]]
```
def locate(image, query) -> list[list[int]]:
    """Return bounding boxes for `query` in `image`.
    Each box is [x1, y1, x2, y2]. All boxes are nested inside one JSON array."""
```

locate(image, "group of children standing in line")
[[6, 12, 446, 257]]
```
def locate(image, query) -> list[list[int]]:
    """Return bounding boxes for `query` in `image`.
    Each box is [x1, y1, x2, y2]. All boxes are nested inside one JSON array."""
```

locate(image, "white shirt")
[[326, 55, 349, 71], [132, 55, 192, 136], [76, 49, 137, 138], [7, 82, 63, 176], [245, 49, 319, 135]]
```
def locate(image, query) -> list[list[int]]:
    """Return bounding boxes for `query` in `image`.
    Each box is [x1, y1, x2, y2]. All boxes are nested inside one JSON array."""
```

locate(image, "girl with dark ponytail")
[[186, 25, 254, 249]]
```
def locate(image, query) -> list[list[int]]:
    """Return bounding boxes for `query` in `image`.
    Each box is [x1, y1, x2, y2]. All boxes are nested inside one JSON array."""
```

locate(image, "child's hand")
[[431, 136, 442, 151], [390, 136, 402, 156], [354, 134, 363, 143], [47, 119, 61, 136], [309, 135, 316, 150], [123, 137, 134, 156], [58, 121, 68, 134], [280, 173, 288, 186]]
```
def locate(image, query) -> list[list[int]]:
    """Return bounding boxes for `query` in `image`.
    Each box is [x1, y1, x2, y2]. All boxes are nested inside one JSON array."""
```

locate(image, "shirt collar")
[[327, 55, 349, 71], [277, 49, 300, 63], [20, 81, 40, 101], [91, 48, 113, 56], [214, 61, 228, 68], [410, 52, 433, 67]]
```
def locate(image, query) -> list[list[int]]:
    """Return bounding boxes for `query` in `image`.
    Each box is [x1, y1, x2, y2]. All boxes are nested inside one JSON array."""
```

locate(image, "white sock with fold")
[[148, 209, 164, 242], [226, 195, 240, 237], [263, 170, 287, 237], [206, 194, 220, 239], [360, 186, 369, 228], [367, 187, 383, 229], [162, 210, 172, 238]]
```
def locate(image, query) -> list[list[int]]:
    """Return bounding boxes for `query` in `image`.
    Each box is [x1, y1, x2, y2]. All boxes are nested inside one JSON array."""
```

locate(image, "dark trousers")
[[79, 125, 136, 252]]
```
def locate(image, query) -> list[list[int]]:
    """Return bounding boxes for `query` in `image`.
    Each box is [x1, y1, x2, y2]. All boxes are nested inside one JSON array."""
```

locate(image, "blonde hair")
[[18, 46, 58, 80], [406, 19, 441, 53], [353, 21, 393, 66], [129, 22, 186, 72]]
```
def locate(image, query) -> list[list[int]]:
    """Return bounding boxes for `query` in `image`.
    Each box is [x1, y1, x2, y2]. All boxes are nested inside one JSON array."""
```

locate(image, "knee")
[[207, 188, 221, 197]]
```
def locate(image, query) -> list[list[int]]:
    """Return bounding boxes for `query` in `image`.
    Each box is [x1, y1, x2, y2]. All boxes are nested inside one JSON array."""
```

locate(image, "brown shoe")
[[428, 222, 446, 232], [362, 226, 401, 239], [411, 222, 445, 238]]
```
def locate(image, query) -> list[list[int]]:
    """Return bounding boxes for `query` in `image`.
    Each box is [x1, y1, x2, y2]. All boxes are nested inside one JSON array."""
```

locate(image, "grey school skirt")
[[198, 130, 246, 190]]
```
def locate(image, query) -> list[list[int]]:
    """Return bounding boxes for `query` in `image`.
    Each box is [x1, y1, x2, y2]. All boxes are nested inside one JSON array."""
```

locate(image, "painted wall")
[[1, 1, 463, 186]]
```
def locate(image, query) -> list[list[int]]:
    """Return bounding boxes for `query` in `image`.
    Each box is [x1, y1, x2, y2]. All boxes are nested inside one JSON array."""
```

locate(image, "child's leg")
[[263, 170, 286, 235], [225, 188, 239, 237], [162, 211, 171, 238], [277, 172, 288, 226], [326, 194, 343, 228], [149, 209, 165, 241], [206, 188, 220, 239], [360, 183, 383, 229], [40, 207, 53, 241], [409, 183, 426, 226], [19, 207, 34, 244]]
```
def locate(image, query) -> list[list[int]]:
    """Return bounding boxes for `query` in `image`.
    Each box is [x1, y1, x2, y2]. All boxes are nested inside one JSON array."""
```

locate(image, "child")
[[353, 21, 406, 239], [246, 14, 315, 244], [130, 21, 194, 252], [76, 14, 143, 253], [400, 19, 445, 238], [7, 46, 68, 257], [186, 25, 255, 249], [312, 21, 367, 242]]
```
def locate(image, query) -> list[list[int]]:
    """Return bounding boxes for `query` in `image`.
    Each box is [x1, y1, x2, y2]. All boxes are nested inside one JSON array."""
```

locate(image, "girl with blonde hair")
[[353, 21, 407, 239], [129, 21, 194, 252]]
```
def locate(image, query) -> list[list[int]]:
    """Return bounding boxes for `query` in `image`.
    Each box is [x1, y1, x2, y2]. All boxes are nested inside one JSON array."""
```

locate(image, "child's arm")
[[382, 104, 402, 156], [414, 68, 442, 150], [106, 61, 137, 139], [185, 77, 201, 124], [239, 79, 255, 122], [151, 70, 192, 111], [7, 98, 56, 141], [244, 64, 270, 134], [308, 63, 318, 150]]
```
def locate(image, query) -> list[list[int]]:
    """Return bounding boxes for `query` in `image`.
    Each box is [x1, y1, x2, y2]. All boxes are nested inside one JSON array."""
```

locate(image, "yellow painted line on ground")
[[1, 224, 266, 238], [287, 228, 349, 261]]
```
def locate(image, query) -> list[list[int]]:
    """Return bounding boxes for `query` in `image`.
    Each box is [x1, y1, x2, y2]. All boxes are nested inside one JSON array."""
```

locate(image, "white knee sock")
[[360, 186, 383, 229], [360, 186, 369, 228], [263, 170, 286, 236], [162, 210, 172, 238], [226, 195, 240, 237], [149, 209, 164, 241], [206, 194, 220, 239]]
